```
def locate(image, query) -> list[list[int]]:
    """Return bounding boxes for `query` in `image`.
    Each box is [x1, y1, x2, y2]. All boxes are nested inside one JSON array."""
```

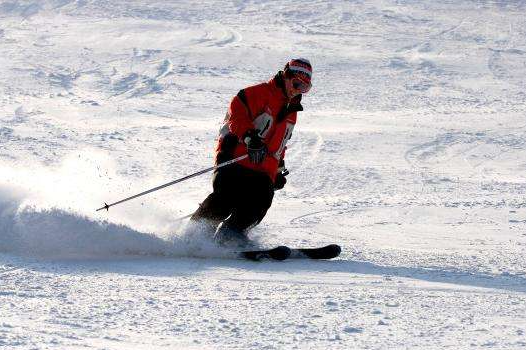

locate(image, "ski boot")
[[214, 222, 251, 248]]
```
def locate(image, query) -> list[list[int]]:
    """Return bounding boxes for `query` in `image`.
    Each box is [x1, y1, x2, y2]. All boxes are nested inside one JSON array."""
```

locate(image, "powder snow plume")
[[0, 151, 228, 259]]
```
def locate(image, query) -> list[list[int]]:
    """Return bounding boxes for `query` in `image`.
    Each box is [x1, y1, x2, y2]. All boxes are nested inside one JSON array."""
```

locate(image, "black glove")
[[244, 129, 267, 164], [274, 159, 289, 190], [274, 170, 289, 190]]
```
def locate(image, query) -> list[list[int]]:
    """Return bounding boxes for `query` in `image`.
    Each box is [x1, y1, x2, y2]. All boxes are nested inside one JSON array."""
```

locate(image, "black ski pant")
[[191, 164, 275, 233]]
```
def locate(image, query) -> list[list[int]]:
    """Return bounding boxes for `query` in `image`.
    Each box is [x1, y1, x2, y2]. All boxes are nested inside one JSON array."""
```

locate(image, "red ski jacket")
[[216, 72, 303, 182]]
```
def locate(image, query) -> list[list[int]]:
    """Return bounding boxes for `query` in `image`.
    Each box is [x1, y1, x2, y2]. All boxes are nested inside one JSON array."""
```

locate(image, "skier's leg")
[[230, 180, 274, 230], [188, 166, 239, 236], [184, 192, 227, 237], [215, 170, 274, 246], [191, 192, 230, 224]]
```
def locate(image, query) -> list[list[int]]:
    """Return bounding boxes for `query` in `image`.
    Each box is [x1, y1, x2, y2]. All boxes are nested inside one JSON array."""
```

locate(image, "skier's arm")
[[226, 84, 267, 138]]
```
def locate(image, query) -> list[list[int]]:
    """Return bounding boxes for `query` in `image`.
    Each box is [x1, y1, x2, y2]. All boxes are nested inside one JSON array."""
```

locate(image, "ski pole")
[[96, 154, 248, 212]]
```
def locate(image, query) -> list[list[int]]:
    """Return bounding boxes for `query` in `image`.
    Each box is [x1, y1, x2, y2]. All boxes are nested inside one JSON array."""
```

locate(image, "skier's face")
[[285, 76, 311, 99]]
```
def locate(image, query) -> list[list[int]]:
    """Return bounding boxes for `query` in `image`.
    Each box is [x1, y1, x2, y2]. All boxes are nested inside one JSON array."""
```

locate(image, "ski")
[[240, 244, 341, 261], [240, 245, 291, 261], [289, 244, 341, 259]]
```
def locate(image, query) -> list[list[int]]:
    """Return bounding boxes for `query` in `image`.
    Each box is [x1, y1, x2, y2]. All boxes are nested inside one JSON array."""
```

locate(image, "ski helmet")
[[284, 58, 312, 86]]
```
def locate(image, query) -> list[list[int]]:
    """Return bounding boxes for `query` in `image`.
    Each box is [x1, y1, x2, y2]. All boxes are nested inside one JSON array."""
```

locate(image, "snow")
[[1, 0, 526, 349]]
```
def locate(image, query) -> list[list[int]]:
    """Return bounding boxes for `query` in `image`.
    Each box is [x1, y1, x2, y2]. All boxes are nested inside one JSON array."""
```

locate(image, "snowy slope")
[[1, 0, 526, 349]]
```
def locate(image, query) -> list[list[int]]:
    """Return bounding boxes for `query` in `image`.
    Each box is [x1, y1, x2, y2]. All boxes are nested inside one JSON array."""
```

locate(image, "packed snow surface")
[[1, 1, 526, 349]]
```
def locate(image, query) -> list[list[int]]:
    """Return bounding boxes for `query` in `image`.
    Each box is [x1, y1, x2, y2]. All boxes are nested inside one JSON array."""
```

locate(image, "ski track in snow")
[[1, 0, 526, 349]]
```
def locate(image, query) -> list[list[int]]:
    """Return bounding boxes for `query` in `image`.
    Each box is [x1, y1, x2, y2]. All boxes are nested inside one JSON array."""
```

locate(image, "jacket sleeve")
[[226, 84, 268, 138]]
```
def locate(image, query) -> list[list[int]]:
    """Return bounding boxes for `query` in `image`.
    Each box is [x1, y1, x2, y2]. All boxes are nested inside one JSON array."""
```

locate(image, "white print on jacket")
[[253, 113, 273, 138], [218, 112, 273, 139], [274, 122, 294, 159]]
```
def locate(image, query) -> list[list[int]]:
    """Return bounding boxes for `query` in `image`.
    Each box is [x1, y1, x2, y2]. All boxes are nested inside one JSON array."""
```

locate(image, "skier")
[[188, 58, 313, 247]]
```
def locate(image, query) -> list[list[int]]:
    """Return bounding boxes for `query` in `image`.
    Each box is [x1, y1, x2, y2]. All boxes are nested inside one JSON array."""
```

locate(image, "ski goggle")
[[292, 78, 311, 93]]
